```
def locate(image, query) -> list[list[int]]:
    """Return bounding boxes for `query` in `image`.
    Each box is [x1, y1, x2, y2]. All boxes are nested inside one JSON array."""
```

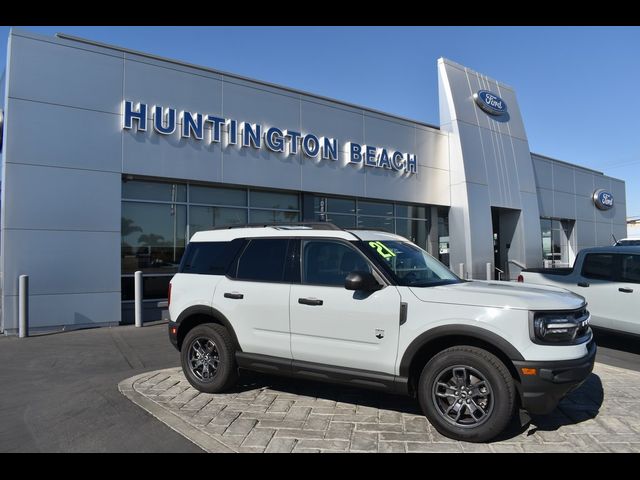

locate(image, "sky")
[[1, 26, 639, 221]]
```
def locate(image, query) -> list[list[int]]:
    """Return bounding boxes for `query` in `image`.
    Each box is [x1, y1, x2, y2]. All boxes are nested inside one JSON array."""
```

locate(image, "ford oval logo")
[[473, 90, 508, 115], [593, 189, 614, 210]]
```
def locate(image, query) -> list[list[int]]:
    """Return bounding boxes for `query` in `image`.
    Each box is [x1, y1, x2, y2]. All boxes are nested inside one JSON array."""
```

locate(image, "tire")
[[180, 323, 238, 394], [417, 346, 515, 443]]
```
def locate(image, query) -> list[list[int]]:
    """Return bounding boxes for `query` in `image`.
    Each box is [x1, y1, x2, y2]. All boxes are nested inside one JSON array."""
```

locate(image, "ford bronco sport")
[[168, 223, 595, 442]]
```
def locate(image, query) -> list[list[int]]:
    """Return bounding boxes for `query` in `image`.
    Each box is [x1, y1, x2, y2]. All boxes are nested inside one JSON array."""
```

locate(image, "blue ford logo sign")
[[593, 189, 614, 210], [473, 90, 508, 116]]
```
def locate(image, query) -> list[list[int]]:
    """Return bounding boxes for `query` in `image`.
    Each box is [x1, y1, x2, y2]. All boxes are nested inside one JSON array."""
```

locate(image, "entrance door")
[[491, 207, 521, 280], [492, 209, 501, 280]]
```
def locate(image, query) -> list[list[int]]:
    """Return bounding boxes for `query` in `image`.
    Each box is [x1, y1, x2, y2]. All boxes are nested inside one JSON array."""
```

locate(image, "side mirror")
[[345, 271, 382, 292]]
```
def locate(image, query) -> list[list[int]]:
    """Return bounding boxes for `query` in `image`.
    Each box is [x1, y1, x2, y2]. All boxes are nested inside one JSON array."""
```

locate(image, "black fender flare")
[[398, 324, 524, 378], [175, 305, 242, 351]]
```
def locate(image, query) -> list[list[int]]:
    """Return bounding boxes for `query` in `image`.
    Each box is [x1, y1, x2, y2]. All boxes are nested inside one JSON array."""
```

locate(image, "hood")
[[409, 280, 585, 311]]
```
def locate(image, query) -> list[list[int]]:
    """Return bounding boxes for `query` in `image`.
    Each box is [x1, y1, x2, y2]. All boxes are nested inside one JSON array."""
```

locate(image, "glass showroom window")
[[122, 178, 300, 301], [314, 195, 432, 252], [358, 200, 395, 232], [121, 179, 187, 300], [540, 218, 575, 268], [395, 204, 429, 250], [315, 196, 356, 228], [249, 190, 300, 224], [189, 184, 248, 235]]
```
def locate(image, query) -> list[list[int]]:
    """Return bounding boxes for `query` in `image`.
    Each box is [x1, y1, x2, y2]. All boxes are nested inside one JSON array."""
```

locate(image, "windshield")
[[364, 240, 461, 287]]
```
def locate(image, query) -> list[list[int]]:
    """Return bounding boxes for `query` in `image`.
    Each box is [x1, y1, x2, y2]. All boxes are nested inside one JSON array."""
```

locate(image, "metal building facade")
[[0, 29, 627, 333]]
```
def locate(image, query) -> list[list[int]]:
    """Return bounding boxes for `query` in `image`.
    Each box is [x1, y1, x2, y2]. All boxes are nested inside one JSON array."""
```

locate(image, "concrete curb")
[[118, 368, 236, 453]]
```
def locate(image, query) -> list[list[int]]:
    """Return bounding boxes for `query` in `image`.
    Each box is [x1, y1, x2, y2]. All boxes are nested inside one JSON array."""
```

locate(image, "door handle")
[[577, 282, 590, 287], [298, 297, 323, 306], [224, 292, 244, 300], [619, 287, 634, 293]]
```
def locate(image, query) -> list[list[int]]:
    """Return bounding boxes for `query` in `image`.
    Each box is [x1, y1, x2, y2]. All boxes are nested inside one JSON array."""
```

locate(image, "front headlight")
[[530, 308, 591, 344]]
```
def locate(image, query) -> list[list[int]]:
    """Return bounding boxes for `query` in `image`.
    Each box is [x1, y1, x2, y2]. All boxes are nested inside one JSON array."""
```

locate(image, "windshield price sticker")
[[369, 241, 397, 259]]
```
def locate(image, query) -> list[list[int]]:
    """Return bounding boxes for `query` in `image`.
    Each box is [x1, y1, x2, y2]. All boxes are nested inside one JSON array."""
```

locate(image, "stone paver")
[[119, 363, 640, 453]]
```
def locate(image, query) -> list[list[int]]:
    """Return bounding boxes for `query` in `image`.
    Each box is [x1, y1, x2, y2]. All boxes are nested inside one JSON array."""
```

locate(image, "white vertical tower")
[[438, 58, 542, 278]]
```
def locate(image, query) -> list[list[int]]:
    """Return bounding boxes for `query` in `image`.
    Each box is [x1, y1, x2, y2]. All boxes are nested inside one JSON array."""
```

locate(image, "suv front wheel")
[[181, 323, 239, 394], [418, 346, 515, 442]]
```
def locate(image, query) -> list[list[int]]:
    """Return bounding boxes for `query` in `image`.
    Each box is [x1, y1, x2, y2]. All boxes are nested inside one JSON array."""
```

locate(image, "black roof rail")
[[206, 222, 343, 231]]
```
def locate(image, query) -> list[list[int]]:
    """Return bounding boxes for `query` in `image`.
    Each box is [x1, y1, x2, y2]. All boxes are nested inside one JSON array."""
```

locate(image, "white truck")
[[518, 246, 640, 336], [168, 224, 595, 442]]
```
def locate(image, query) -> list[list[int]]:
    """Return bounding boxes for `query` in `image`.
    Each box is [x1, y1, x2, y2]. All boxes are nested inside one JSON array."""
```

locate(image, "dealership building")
[[0, 29, 627, 333]]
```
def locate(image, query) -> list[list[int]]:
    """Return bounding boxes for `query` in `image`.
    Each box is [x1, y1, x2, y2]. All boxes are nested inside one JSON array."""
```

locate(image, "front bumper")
[[513, 339, 596, 415]]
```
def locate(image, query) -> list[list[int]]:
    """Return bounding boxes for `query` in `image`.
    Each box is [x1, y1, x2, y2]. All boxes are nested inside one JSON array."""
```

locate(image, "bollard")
[[486, 262, 493, 281], [134, 270, 143, 327], [18, 275, 29, 338], [458, 263, 465, 279]]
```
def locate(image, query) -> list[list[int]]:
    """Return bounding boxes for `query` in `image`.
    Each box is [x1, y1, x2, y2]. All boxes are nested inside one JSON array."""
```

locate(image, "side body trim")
[[235, 352, 409, 395]]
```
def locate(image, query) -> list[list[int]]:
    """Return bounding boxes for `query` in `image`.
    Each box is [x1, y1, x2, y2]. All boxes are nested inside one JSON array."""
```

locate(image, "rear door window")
[[235, 239, 289, 282], [581, 253, 615, 280]]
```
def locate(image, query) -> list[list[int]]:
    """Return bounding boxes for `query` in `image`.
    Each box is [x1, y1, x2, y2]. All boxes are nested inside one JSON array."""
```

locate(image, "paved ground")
[[0, 322, 200, 453], [120, 362, 640, 453], [592, 328, 640, 372], [2, 322, 640, 452]]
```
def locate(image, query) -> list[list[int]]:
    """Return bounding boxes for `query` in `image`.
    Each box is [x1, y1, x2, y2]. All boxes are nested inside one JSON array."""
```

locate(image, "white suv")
[[168, 224, 596, 442]]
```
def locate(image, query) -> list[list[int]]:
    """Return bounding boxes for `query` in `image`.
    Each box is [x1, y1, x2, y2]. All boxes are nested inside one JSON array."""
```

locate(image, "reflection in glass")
[[395, 218, 429, 249], [121, 275, 172, 301], [314, 196, 356, 214], [357, 215, 394, 232], [250, 209, 299, 224], [317, 214, 356, 229], [189, 206, 247, 235], [395, 204, 427, 219], [540, 218, 574, 267], [250, 190, 299, 210], [190, 185, 246, 206], [123, 180, 186, 202], [121, 202, 186, 274], [358, 200, 394, 217]]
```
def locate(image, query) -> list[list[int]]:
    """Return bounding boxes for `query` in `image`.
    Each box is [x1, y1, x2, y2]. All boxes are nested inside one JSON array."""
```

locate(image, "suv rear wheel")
[[418, 346, 515, 442], [181, 323, 238, 393]]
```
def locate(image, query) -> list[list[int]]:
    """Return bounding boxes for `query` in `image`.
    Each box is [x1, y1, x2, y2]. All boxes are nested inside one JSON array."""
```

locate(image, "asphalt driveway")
[[0, 322, 199, 452]]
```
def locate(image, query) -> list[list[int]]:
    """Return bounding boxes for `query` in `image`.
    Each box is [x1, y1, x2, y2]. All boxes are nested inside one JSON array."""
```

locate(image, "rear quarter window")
[[179, 240, 243, 275]]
